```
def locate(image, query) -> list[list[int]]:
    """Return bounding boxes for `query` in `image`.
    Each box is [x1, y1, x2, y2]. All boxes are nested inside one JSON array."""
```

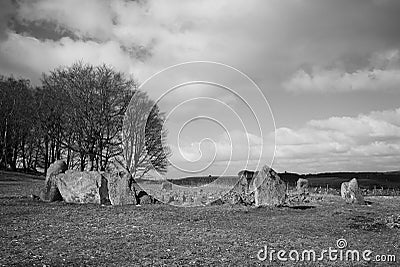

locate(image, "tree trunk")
[[34, 146, 39, 170], [21, 137, 26, 171], [89, 153, 95, 171], [66, 147, 71, 169], [2, 118, 8, 170], [50, 139, 55, 163], [44, 139, 49, 175], [56, 136, 61, 160], [80, 152, 85, 171], [11, 144, 18, 171]]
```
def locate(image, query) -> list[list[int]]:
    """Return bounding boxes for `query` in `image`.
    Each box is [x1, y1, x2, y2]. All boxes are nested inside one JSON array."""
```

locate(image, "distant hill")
[[168, 171, 400, 189], [279, 171, 400, 189]]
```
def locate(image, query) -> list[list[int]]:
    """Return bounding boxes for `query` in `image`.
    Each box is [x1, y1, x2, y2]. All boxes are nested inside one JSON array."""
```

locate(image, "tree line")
[[0, 62, 169, 178]]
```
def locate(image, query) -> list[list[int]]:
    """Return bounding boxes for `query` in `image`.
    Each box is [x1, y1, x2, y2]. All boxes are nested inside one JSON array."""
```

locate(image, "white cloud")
[[274, 107, 400, 172], [17, 0, 115, 40], [169, 129, 274, 175], [4, 0, 265, 84], [308, 113, 400, 138], [283, 50, 400, 92], [4, 0, 400, 90], [0, 33, 132, 83], [171, 130, 267, 162]]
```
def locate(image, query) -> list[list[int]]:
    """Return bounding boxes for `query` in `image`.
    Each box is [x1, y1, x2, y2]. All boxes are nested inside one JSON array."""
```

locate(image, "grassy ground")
[[0, 172, 399, 266]]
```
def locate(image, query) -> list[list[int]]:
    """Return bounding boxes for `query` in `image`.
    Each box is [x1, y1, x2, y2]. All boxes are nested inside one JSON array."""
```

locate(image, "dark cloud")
[[0, 0, 17, 40], [9, 19, 78, 41]]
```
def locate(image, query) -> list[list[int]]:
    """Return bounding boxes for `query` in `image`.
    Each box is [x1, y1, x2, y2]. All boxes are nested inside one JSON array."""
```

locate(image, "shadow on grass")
[[288, 205, 316, 210]]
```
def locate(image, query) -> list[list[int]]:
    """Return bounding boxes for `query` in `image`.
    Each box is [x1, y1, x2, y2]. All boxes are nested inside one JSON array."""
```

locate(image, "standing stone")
[[56, 170, 109, 204], [234, 174, 250, 194], [341, 178, 364, 204], [40, 160, 67, 202], [296, 178, 309, 194], [105, 171, 137, 205], [251, 165, 286, 207], [236, 170, 259, 193], [223, 170, 255, 205]]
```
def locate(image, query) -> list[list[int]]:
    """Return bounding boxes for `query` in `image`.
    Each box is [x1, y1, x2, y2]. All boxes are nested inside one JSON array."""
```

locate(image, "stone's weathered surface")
[[341, 178, 365, 204], [224, 169, 258, 205], [49, 186, 63, 201], [221, 192, 241, 205], [161, 182, 172, 191], [232, 175, 249, 195], [242, 191, 255, 205], [40, 185, 63, 202], [105, 171, 137, 205], [296, 178, 309, 194], [222, 190, 254, 205], [251, 165, 286, 207], [105, 159, 137, 204], [56, 170, 109, 204], [236, 170, 259, 192], [40, 160, 68, 202]]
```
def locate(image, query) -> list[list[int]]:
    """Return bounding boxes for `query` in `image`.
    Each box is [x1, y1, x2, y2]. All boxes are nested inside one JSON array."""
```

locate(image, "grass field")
[[1, 171, 399, 266]]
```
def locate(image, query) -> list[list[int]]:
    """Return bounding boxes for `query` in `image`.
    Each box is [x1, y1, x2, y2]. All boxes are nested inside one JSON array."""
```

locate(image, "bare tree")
[[0, 63, 169, 178], [122, 90, 170, 186], [0, 76, 34, 171], [41, 62, 135, 171]]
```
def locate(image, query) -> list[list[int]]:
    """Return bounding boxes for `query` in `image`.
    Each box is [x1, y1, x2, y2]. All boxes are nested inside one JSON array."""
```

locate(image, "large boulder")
[[40, 160, 67, 202], [105, 170, 137, 205], [250, 165, 286, 207], [341, 178, 364, 204], [56, 170, 109, 204]]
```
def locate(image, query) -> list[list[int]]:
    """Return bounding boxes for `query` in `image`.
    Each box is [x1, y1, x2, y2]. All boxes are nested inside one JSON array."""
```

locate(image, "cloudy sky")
[[1, 0, 400, 176]]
